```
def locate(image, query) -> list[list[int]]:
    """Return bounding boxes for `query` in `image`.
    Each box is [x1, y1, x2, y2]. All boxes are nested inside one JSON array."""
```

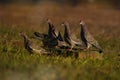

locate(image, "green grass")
[[0, 24, 120, 80]]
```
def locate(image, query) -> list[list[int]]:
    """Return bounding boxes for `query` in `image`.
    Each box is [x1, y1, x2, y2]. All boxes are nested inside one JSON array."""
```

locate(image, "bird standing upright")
[[62, 22, 74, 51], [34, 19, 64, 48], [47, 19, 58, 39], [79, 21, 103, 53], [46, 19, 59, 47]]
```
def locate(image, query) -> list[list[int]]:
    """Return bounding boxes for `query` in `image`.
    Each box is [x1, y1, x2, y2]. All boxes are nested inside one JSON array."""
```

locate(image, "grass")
[[0, 3, 120, 80]]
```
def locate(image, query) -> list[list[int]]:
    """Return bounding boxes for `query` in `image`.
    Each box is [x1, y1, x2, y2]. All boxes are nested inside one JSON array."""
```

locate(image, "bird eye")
[[61, 22, 65, 25]]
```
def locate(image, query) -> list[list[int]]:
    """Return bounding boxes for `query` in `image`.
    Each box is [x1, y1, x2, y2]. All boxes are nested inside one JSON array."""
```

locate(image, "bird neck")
[[58, 32, 64, 41], [22, 35, 28, 43], [65, 25, 70, 36], [48, 23, 51, 27]]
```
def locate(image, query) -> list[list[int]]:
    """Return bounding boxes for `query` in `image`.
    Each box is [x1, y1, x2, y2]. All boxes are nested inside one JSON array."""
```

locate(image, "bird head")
[[61, 22, 65, 26], [61, 21, 69, 27], [19, 32, 26, 37], [46, 18, 52, 24], [62, 21, 71, 36], [79, 20, 85, 26]]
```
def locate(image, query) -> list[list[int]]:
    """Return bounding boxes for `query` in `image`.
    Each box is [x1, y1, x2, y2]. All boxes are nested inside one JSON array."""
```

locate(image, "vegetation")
[[0, 3, 120, 80]]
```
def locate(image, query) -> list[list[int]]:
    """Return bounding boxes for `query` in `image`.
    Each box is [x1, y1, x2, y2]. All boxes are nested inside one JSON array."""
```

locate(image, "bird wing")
[[57, 32, 64, 41], [21, 34, 33, 53], [83, 26, 102, 51], [47, 20, 58, 39], [34, 32, 48, 40], [64, 35, 72, 46]]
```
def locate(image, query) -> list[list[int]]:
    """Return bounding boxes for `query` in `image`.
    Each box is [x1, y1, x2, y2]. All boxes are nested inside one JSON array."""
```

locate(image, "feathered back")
[[64, 22, 71, 37], [47, 19, 57, 39], [57, 32, 64, 41], [79, 21, 88, 47], [62, 22, 73, 47]]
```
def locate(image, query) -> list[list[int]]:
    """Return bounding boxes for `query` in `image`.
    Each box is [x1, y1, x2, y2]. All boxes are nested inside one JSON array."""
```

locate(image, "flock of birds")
[[20, 19, 103, 55]]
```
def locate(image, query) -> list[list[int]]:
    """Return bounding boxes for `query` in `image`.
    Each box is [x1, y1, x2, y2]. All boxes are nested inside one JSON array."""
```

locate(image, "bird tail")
[[87, 41, 103, 53], [31, 47, 48, 55], [34, 32, 44, 40]]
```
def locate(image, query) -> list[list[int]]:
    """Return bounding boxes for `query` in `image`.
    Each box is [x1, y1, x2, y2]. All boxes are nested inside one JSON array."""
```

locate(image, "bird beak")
[[46, 18, 51, 23], [19, 32, 26, 36], [61, 22, 64, 26], [79, 20, 85, 25]]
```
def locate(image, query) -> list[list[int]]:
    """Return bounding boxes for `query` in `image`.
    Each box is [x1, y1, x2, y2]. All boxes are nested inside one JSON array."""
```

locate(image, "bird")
[[79, 20, 103, 53], [62, 22, 84, 51], [33, 19, 58, 48], [20, 32, 33, 53], [20, 32, 48, 55], [62, 22, 76, 51], [46, 19, 61, 48], [47, 19, 58, 40], [47, 19, 69, 48], [34, 19, 61, 48]]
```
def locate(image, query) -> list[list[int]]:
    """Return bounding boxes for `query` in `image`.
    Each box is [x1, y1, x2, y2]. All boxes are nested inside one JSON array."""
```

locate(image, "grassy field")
[[0, 3, 120, 80]]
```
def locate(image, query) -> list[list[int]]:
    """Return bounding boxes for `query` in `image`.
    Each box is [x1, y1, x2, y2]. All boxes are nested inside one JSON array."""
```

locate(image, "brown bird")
[[62, 22, 83, 51], [46, 19, 60, 47], [33, 19, 58, 47], [20, 32, 33, 53], [47, 19, 58, 39], [79, 21, 103, 53], [62, 22, 75, 51], [20, 32, 48, 55], [34, 19, 61, 48]]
